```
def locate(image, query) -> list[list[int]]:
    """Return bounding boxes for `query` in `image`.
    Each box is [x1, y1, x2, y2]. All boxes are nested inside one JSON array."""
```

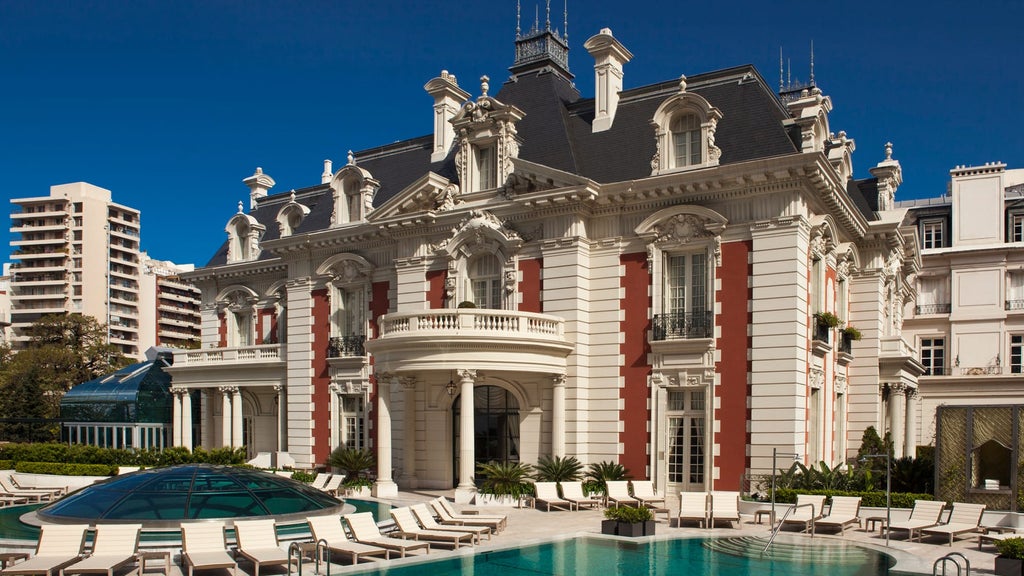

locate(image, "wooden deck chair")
[[781, 494, 826, 533], [630, 481, 665, 507], [560, 482, 601, 510], [605, 481, 639, 508], [0, 477, 55, 503], [678, 492, 709, 528], [886, 499, 946, 542], [309, 473, 331, 491], [709, 491, 741, 528], [61, 524, 141, 576], [306, 515, 389, 565], [1, 524, 89, 576], [389, 507, 474, 549], [232, 519, 289, 576], [180, 522, 237, 576], [431, 498, 507, 532], [343, 513, 430, 558], [534, 482, 576, 511], [410, 504, 490, 542], [922, 502, 986, 546], [319, 476, 345, 496], [814, 496, 861, 536]]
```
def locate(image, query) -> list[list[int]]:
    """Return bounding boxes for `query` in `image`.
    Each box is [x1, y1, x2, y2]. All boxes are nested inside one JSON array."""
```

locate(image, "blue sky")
[[2, 0, 1022, 267]]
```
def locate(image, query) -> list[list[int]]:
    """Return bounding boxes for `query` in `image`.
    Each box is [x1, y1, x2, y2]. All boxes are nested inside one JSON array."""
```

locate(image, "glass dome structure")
[[37, 465, 344, 527]]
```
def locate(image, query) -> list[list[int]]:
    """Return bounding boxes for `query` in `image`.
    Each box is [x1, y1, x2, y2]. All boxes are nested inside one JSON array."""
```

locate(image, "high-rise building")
[[140, 255, 201, 351], [9, 182, 143, 356]]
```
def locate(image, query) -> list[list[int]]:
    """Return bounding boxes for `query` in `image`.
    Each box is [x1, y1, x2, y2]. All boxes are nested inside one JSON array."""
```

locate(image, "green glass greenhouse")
[[60, 353, 173, 450]]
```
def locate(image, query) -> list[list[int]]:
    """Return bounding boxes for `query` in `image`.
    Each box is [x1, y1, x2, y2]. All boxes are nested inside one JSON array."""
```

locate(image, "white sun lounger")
[[389, 507, 474, 549], [709, 491, 740, 528], [886, 499, 946, 542], [922, 502, 986, 546], [431, 498, 507, 532], [61, 524, 141, 576], [534, 482, 576, 511], [605, 481, 639, 508], [306, 515, 389, 565], [180, 522, 237, 576], [232, 519, 289, 576], [559, 482, 601, 510], [630, 481, 665, 507], [410, 504, 491, 543], [344, 513, 430, 558], [678, 492, 709, 528], [814, 496, 861, 536], [781, 494, 826, 533], [1, 524, 89, 576]]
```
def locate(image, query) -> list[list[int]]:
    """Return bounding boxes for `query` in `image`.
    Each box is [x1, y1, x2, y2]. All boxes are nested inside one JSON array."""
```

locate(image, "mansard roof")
[[204, 61, 866, 267]]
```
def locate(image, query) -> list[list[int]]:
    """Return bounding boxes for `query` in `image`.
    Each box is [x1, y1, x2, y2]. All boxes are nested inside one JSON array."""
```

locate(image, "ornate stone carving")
[[397, 376, 417, 390], [504, 269, 517, 294], [654, 214, 712, 244], [809, 367, 824, 390], [551, 374, 567, 387], [455, 368, 477, 382]]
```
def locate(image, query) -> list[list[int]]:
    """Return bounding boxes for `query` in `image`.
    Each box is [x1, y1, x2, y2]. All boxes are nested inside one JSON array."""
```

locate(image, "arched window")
[[671, 114, 702, 168], [232, 221, 250, 262], [468, 254, 502, 309]]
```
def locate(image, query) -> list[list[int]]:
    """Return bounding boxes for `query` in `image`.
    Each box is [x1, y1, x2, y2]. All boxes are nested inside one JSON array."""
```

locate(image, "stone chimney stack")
[[869, 142, 902, 212], [322, 159, 333, 184], [242, 167, 275, 210], [584, 28, 633, 133], [424, 70, 471, 163]]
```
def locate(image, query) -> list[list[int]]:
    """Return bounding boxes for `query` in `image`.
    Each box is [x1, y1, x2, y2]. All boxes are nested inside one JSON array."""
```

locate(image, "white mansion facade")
[[168, 24, 922, 501]]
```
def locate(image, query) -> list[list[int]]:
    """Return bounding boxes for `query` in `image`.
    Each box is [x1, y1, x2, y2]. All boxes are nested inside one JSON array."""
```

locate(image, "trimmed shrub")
[[604, 505, 653, 523], [16, 461, 116, 476], [773, 487, 935, 508]]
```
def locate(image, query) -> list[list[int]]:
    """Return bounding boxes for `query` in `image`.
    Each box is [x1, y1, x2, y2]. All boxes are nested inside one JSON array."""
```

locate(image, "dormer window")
[[671, 115, 702, 168], [650, 76, 722, 176], [276, 192, 310, 238], [225, 212, 265, 264], [450, 78, 525, 194], [329, 155, 379, 226]]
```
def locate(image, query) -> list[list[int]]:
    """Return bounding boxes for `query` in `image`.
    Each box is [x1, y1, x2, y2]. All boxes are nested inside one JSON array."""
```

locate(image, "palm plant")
[[585, 460, 630, 495], [476, 461, 535, 498], [533, 455, 583, 482], [328, 447, 376, 483]]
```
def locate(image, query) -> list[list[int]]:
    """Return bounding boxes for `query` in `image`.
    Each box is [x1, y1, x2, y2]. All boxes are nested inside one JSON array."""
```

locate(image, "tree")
[[26, 314, 129, 382]]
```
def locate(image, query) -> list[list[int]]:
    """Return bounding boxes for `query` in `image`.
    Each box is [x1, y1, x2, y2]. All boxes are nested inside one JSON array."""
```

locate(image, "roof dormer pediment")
[[368, 172, 459, 221]]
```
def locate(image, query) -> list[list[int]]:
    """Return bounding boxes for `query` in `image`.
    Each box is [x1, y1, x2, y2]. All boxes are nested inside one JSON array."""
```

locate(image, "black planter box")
[[601, 520, 656, 537], [995, 556, 1024, 576]]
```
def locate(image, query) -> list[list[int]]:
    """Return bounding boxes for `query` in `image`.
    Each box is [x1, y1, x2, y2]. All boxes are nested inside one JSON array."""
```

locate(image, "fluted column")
[[888, 383, 907, 457], [232, 388, 244, 449], [180, 388, 193, 451], [456, 369, 477, 498], [171, 388, 183, 446], [373, 373, 398, 498], [274, 385, 285, 452], [904, 386, 918, 458], [220, 386, 234, 448], [552, 374, 566, 458], [400, 376, 418, 489]]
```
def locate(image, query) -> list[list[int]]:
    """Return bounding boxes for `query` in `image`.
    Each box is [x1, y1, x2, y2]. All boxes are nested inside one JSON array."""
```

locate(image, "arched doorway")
[[452, 385, 521, 484]]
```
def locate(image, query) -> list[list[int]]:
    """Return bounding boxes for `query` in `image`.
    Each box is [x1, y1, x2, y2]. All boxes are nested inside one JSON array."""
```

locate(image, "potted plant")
[[995, 537, 1024, 576], [533, 455, 583, 482], [842, 325, 862, 340], [586, 460, 630, 499], [457, 300, 477, 308], [814, 311, 841, 329], [602, 505, 655, 537], [328, 447, 376, 496], [475, 461, 535, 506]]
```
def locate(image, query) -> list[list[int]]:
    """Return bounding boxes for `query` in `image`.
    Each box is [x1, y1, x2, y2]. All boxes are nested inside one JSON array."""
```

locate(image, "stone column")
[[232, 388, 244, 449], [329, 384, 341, 451], [181, 389, 193, 451], [171, 388, 183, 446], [904, 386, 918, 459], [400, 376, 418, 489], [220, 386, 234, 448], [455, 369, 477, 503], [888, 383, 907, 458], [552, 374, 566, 458], [274, 385, 285, 452], [372, 373, 398, 498]]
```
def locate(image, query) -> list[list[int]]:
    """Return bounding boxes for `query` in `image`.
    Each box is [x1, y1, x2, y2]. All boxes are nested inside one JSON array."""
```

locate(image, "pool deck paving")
[[0, 490, 1006, 576]]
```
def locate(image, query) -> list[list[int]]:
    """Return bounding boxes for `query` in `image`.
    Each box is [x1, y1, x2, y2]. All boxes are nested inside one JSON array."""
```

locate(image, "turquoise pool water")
[[344, 537, 909, 576]]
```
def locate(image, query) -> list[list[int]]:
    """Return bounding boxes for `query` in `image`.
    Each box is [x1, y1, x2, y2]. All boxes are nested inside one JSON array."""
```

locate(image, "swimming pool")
[[342, 536, 910, 576]]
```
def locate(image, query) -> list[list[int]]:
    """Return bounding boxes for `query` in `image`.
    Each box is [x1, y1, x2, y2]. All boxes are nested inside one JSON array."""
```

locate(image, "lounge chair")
[[630, 481, 665, 507], [605, 481, 639, 508], [0, 477, 57, 503], [922, 502, 986, 546], [709, 491, 741, 528], [319, 476, 345, 496], [781, 494, 826, 533], [309, 473, 332, 491], [431, 498, 507, 532], [306, 515, 389, 565], [410, 504, 491, 542], [814, 496, 861, 536], [678, 492, 709, 528], [343, 513, 430, 558], [978, 529, 1021, 550], [886, 499, 946, 542], [232, 519, 289, 576], [1, 524, 89, 576], [61, 524, 141, 576], [389, 507, 474, 549], [180, 522, 237, 576], [560, 482, 601, 510], [534, 482, 576, 511]]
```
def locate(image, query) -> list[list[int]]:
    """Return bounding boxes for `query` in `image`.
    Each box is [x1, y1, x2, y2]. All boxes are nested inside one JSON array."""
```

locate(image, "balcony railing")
[[922, 364, 947, 376], [915, 303, 952, 315], [328, 334, 366, 358], [959, 365, 1003, 376], [651, 311, 713, 341], [376, 308, 565, 340], [175, 344, 283, 366], [1007, 300, 1024, 311], [812, 321, 832, 344], [838, 333, 853, 354]]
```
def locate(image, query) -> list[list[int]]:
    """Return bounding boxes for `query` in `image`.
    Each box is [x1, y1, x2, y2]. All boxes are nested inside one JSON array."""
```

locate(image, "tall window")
[[334, 287, 365, 336], [231, 308, 253, 347], [810, 257, 824, 314], [1011, 214, 1024, 243], [667, 388, 706, 490], [469, 255, 502, 309], [920, 219, 945, 249], [340, 396, 365, 450], [671, 115, 701, 168], [921, 337, 946, 375], [452, 386, 520, 483], [1011, 335, 1024, 374], [662, 251, 709, 338], [916, 276, 950, 315], [1008, 272, 1024, 310], [476, 144, 497, 190]]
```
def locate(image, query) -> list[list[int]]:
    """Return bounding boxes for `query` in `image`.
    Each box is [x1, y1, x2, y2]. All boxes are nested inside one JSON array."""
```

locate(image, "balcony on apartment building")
[[365, 308, 573, 375]]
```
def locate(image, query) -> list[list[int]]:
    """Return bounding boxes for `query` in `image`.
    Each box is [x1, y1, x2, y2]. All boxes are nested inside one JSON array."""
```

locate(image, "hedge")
[[16, 462, 116, 476], [774, 488, 936, 508], [0, 443, 247, 469]]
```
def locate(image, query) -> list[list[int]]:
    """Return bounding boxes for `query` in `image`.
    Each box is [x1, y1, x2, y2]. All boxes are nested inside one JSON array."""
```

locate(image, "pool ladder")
[[762, 502, 816, 553], [933, 552, 970, 576], [288, 539, 331, 576]]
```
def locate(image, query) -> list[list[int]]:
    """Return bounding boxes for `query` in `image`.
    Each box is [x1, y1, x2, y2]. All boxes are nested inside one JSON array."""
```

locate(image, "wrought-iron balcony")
[[1007, 300, 1024, 311], [651, 311, 713, 341], [838, 333, 853, 354], [915, 303, 951, 315], [328, 334, 366, 358]]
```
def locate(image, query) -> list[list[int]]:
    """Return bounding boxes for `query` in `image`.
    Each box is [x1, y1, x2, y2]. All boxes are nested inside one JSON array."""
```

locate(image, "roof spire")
[[516, 0, 521, 38], [563, 0, 568, 41], [809, 40, 815, 86], [534, 5, 538, 32], [545, 0, 550, 30], [779, 46, 783, 92]]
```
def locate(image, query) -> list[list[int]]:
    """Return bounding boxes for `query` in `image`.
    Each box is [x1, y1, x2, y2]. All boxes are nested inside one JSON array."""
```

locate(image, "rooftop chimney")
[[424, 71, 471, 163], [242, 167, 275, 210], [322, 159, 333, 184], [584, 28, 633, 133]]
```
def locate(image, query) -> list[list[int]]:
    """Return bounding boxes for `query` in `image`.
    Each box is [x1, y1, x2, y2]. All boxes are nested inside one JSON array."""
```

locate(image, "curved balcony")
[[366, 308, 573, 374]]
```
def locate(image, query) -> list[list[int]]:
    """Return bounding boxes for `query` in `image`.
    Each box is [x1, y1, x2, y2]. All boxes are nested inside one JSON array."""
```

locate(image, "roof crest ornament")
[[347, 150, 355, 165], [237, 201, 244, 214]]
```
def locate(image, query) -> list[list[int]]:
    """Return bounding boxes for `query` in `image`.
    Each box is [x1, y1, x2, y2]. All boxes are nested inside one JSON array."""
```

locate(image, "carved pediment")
[[435, 210, 523, 258], [369, 172, 459, 221]]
